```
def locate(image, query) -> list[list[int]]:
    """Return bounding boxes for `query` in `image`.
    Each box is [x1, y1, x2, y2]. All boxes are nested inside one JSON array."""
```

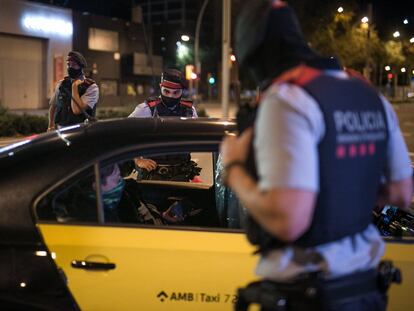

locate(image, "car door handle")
[[71, 260, 116, 271]]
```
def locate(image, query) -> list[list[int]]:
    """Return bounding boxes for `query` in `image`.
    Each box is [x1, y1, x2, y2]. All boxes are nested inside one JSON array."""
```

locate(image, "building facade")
[[72, 11, 163, 107], [0, 0, 72, 109], [0, 0, 162, 110]]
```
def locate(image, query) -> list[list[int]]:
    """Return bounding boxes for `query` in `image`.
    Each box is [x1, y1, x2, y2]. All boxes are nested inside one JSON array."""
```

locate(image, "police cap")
[[67, 51, 87, 68], [160, 69, 187, 89]]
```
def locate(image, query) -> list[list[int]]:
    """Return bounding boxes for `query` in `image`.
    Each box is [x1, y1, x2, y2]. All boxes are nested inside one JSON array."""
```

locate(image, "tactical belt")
[[236, 266, 395, 311]]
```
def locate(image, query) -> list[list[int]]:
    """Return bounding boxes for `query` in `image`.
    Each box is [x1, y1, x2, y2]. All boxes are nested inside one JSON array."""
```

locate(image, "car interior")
[[36, 151, 247, 231]]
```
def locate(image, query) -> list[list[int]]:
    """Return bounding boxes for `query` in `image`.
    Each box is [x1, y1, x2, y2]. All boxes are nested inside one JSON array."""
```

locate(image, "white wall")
[[0, 0, 72, 103]]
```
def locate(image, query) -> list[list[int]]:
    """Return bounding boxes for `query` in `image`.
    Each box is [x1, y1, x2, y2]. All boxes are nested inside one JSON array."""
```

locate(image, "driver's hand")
[[134, 158, 157, 171]]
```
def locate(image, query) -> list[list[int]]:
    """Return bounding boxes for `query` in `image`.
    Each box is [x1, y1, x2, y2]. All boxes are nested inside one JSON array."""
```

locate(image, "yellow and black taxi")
[[0, 118, 413, 311]]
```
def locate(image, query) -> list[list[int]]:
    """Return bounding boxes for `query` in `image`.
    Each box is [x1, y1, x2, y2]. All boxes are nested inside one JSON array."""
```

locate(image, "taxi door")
[[35, 154, 258, 311], [383, 240, 414, 311], [38, 224, 257, 311]]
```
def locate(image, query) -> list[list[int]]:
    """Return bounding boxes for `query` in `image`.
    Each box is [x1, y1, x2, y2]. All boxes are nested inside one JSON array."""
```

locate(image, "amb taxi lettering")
[[156, 291, 237, 304], [170, 292, 195, 301]]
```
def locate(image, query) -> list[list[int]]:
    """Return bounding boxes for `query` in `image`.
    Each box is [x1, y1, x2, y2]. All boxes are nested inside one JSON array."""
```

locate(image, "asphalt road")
[[393, 104, 414, 163]]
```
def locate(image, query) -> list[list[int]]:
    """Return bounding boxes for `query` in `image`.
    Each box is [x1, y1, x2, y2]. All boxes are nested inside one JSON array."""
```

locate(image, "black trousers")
[[236, 269, 387, 311], [326, 291, 386, 311], [261, 291, 386, 311]]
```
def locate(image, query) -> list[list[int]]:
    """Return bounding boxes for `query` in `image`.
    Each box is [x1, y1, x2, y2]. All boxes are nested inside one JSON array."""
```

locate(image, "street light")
[[404, 19, 409, 25], [401, 67, 406, 73], [177, 43, 189, 59], [393, 31, 401, 38], [361, 16, 370, 80], [181, 35, 190, 42], [337, 7, 344, 13], [385, 65, 391, 71], [410, 37, 414, 43]]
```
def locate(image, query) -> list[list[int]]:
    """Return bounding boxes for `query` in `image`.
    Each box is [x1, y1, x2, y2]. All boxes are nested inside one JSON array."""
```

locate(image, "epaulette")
[[146, 97, 161, 108], [180, 98, 193, 108], [272, 64, 321, 87], [345, 68, 371, 86], [57, 76, 71, 88], [61, 76, 71, 82]]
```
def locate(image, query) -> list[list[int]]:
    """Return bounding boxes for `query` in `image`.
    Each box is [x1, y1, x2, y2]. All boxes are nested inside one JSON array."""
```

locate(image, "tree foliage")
[[309, 10, 386, 71]]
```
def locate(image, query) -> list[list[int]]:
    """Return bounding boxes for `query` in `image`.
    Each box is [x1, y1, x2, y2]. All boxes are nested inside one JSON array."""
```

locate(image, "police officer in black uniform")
[[129, 68, 198, 179], [128, 69, 201, 222], [220, 1, 413, 310], [48, 51, 99, 130], [129, 68, 196, 119]]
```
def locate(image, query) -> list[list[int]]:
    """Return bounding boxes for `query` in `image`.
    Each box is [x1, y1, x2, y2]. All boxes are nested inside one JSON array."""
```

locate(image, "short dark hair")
[[67, 51, 87, 68]]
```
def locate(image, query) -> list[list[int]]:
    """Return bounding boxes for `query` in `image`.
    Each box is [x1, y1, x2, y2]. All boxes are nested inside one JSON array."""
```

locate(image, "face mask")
[[68, 67, 82, 79], [87, 178, 125, 211], [161, 95, 181, 108], [101, 178, 125, 210]]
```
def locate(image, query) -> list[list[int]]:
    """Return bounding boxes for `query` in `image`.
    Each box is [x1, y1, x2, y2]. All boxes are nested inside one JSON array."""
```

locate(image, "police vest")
[[246, 65, 389, 253], [54, 76, 96, 126], [141, 96, 194, 172], [146, 97, 195, 117]]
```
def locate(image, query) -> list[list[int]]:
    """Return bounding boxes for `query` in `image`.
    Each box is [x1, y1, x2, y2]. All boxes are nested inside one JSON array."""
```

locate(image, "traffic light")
[[185, 64, 195, 80], [207, 73, 215, 85]]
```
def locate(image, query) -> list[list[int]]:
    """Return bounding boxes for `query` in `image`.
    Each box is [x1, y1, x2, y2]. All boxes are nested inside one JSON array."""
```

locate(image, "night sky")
[[372, 0, 414, 36], [26, 0, 414, 38]]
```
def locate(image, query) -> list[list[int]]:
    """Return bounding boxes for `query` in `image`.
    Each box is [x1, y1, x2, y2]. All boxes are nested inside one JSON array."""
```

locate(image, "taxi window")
[[103, 150, 245, 229], [35, 150, 246, 231], [36, 166, 98, 223], [112, 151, 220, 227]]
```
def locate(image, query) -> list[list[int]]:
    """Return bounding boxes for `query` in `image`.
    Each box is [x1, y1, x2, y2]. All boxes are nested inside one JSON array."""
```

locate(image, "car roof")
[[0, 117, 236, 164]]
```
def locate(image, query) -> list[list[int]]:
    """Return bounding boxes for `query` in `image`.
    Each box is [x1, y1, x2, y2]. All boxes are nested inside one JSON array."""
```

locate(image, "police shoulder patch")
[[58, 76, 71, 88], [180, 98, 193, 108], [146, 97, 161, 108]]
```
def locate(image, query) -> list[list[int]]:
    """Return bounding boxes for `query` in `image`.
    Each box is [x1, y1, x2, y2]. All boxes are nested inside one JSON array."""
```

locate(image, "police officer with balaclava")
[[129, 68, 197, 173], [48, 51, 99, 130], [129, 68, 197, 118], [127, 68, 200, 223], [220, 1, 413, 310]]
